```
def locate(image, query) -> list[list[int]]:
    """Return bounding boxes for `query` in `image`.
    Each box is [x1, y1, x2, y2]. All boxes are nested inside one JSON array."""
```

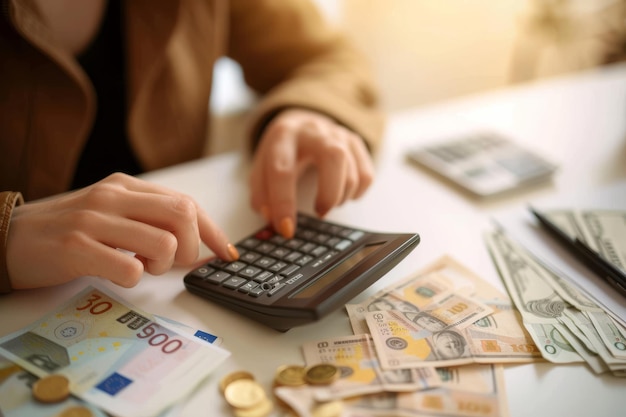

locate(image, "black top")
[[72, 0, 142, 189]]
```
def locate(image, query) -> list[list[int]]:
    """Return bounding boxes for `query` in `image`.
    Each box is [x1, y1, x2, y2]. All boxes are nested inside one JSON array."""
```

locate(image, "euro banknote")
[[0, 285, 230, 417]]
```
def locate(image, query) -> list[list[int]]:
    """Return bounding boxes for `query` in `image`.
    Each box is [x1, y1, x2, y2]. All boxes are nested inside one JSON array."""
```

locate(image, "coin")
[[224, 378, 267, 409], [56, 405, 93, 417], [220, 370, 256, 394], [312, 400, 343, 417], [233, 397, 274, 417], [304, 364, 339, 385], [274, 364, 307, 387], [32, 374, 70, 403]]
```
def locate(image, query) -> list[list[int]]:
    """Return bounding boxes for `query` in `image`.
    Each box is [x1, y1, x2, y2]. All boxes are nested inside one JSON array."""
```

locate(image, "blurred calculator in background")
[[406, 131, 558, 198]]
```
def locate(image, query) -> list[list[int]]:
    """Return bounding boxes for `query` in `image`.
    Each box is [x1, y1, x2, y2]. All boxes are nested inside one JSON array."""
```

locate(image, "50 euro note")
[[276, 364, 509, 417], [301, 334, 441, 401], [0, 285, 230, 417]]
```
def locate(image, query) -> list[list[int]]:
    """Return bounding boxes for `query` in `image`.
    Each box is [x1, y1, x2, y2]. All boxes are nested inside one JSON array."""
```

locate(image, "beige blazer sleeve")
[[227, 0, 385, 153]]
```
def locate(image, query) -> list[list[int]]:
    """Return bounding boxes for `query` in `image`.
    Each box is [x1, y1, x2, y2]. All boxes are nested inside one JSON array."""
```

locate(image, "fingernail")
[[278, 217, 295, 239], [227, 243, 239, 261], [260, 205, 270, 222]]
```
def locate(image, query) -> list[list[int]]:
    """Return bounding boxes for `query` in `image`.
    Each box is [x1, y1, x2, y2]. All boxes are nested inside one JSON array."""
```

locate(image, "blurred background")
[[206, 0, 626, 154]]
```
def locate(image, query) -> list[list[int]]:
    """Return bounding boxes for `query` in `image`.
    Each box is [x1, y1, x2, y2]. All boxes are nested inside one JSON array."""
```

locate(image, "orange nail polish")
[[227, 243, 239, 261], [278, 217, 294, 239]]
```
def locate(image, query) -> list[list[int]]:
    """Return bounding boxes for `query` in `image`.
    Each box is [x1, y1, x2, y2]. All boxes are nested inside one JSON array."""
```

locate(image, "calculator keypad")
[[189, 214, 364, 298]]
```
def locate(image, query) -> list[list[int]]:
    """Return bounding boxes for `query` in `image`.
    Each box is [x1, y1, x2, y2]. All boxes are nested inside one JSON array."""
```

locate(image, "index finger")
[[260, 133, 299, 238], [109, 174, 239, 262]]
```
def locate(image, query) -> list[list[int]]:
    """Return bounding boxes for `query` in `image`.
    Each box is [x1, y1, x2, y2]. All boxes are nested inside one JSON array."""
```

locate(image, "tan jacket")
[[0, 0, 384, 291]]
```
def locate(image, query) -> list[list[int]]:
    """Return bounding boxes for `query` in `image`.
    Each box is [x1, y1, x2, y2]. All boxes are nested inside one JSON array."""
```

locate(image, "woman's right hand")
[[6, 173, 238, 290]]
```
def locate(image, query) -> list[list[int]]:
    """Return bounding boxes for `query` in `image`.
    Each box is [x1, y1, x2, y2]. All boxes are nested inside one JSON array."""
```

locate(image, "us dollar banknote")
[[542, 209, 626, 274], [275, 364, 509, 417], [301, 334, 441, 401], [348, 256, 540, 368], [485, 229, 626, 376], [484, 230, 584, 363]]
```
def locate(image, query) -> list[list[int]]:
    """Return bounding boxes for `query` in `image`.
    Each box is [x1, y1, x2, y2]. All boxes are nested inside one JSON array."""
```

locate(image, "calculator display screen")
[[291, 242, 384, 299]]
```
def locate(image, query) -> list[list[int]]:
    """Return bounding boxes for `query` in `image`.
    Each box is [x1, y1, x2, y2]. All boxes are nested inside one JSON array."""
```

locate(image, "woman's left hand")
[[249, 108, 375, 238]]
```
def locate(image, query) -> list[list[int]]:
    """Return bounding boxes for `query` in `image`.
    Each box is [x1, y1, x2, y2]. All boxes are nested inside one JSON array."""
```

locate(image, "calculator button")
[[225, 261, 247, 273], [270, 247, 290, 258], [204, 271, 231, 285], [253, 270, 275, 283], [207, 258, 231, 269], [299, 242, 317, 253], [325, 237, 341, 248], [338, 228, 355, 238], [284, 251, 303, 263], [269, 235, 287, 245], [297, 229, 317, 241], [295, 255, 314, 266], [248, 286, 265, 297], [268, 261, 288, 272], [311, 246, 328, 257], [334, 239, 353, 251], [311, 251, 338, 268], [240, 266, 262, 279], [327, 225, 343, 235], [190, 266, 215, 279], [285, 238, 304, 250], [255, 257, 276, 268], [240, 238, 261, 249], [240, 251, 261, 263], [279, 264, 300, 276], [238, 281, 259, 293], [314, 233, 330, 244], [256, 242, 276, 254], [347, 230, 365, 241], [223, 276, 247, 289]]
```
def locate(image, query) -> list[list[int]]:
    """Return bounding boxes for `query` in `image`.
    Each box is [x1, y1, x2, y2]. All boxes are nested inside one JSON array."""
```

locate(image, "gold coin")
[[304, 364, 339, 386], [312, 400, 343, 417], [224, 378, 267, 409], [274, 364, 307, 387], [56, 405, 93, 417], [233, 397, 274, 417], [0, 364, 22, 384], [220, 370, 255, 394], [32, 374, 70, 403]]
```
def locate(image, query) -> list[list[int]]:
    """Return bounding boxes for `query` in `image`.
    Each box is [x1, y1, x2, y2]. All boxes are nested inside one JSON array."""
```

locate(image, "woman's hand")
[[6, 173, 238, 289], [249, 108, 375, 238]]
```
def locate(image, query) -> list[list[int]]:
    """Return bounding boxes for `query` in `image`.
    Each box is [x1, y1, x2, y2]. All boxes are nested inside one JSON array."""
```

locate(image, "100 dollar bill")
[[276, 364, 509, 417], [302, 334, 441, 401]]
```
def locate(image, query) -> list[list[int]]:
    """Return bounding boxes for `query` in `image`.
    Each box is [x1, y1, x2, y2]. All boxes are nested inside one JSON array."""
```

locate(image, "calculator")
[[407, 131, 557, 197], [184, 214, 420, 331]]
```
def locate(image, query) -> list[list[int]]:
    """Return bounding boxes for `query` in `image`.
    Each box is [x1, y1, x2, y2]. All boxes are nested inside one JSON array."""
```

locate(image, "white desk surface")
[[1, 63, 626, 417]]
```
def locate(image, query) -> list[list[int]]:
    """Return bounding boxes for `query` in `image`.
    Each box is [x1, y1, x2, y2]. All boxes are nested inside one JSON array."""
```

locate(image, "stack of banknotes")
[[485, 209, 626, 378], [277, 255, 543, 417], [0, 285, 230, 417]]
